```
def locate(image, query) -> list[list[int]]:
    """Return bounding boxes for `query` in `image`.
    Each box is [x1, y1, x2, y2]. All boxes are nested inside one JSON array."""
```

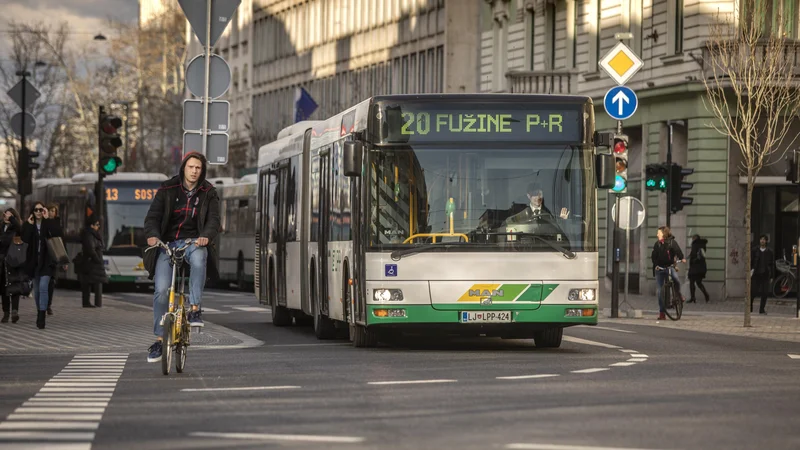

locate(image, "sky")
[[0, 0, 139, 56]]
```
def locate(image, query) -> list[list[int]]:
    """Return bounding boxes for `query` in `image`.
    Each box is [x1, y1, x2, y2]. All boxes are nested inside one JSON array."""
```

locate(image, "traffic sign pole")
[[19, 73, 27, 218], [201, 0, 212, 159]]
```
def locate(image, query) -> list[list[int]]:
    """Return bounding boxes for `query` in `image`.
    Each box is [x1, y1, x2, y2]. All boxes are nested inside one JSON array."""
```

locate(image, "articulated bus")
[[256, 94, 615, 348], [215, 174, 257, 289], [33, 172, 168, 285]]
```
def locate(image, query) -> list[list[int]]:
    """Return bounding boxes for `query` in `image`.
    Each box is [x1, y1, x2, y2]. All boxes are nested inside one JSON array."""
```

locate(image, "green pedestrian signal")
[[645, 163, 668, 192]]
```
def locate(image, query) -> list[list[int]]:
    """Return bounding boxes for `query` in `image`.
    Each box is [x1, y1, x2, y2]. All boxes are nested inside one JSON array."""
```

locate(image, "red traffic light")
[[613, 140, 627, 154]]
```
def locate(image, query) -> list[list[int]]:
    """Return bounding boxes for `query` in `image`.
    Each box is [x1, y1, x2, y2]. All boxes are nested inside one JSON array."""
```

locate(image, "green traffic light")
[[101, 158, 120, 174], [646, 179, 656, 188], [658, 178, 667, 191], [612, 175, 627, 192]]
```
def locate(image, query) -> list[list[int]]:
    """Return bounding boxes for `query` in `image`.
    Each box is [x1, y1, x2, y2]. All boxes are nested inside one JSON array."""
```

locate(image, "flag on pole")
[[294, 86, 318, 123]]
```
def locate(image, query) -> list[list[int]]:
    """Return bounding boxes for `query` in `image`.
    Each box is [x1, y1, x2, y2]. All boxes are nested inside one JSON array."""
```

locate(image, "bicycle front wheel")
[[161, 315, 174, 376], [772, 274, 793, 299], [176, 320, 189, 373]]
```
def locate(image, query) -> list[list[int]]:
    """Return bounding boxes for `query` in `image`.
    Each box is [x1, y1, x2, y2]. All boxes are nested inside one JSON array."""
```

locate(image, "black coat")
[[688, 238, 708, 278], [651, 237, 684, 274], [0, 217, 21, 257], [143, 176, 220, 280], [22, 219, 59, 278], [78, 227, 108, 284], [750, 246, 775, 279], [1, 218, 27, 296]]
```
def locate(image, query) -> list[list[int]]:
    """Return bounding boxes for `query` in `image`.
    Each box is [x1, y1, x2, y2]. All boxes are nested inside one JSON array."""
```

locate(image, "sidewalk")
[[0, 290, 262, 356], [599, 285, 800, 344]]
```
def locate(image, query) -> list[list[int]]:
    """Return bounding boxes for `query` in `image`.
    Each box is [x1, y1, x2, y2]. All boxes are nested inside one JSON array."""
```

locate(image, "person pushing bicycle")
[[143, 152, 221, 363], [651, 226, 686, 321]]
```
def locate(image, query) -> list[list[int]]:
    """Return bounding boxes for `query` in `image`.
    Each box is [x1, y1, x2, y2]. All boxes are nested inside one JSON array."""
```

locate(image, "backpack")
[[5, 240, 28, 269]]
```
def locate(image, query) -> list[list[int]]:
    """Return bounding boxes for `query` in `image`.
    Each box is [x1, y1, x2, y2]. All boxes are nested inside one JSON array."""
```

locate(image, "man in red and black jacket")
[[143, 152, 220, 363]]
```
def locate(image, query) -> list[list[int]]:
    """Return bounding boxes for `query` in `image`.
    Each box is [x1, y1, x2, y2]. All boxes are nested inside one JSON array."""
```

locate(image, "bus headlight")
[[568, 289, 595, 301], [373, 289, 404, 302]]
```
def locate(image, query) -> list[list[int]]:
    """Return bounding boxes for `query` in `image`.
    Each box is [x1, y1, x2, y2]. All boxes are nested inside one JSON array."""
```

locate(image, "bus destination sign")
[[378, 103, 583, 144]]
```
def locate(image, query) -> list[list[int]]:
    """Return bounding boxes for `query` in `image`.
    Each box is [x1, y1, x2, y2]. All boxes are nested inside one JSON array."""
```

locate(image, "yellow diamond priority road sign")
[[599, 42, 643, 85]]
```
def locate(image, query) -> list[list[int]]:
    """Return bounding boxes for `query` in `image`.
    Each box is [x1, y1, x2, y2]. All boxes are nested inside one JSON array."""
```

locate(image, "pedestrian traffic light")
[[645, 163, 668, 192], [98, 113, 123, 176], [785, 149, 800, 184], [17, 147, 39, 196], [669, 163, 694, 213], [609, 134, 628, 194]]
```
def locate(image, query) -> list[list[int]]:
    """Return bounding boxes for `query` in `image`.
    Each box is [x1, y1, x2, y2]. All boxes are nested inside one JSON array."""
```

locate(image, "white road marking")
[[270, 343, 350, 347], [609, 362, 636, 367], [788, 354, 800, 359], [496, 374, 560, 380], [0, 422, 99, 430], [628, 354, 648, 358], [180, 386, 300, 392], [588, 326, 636, 334], [44, 383, 117, 388], [570, 368, 610, 374], [28, 398, 110, 403], [0, 444, 91, 450], [34, 393, 112, 398], [39, 388, 116, 393], [561, 336, 622, 349], [0, 432, 95, 441], [231, 306, 270, 312], [15, 408, 106, 414], [367, 379, 457, 385], [22, 402, 109, 408], [7, 414, 103, 421], [626, 358, 647, 363], [619, 349, 637, 353], [189, 431, 365, 444], [507, 444, 661, 450]]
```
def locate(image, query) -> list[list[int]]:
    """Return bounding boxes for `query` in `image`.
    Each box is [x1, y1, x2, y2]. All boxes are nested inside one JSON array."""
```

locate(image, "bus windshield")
[[368, 145, 596, 252], [102, 182, 161, 256]]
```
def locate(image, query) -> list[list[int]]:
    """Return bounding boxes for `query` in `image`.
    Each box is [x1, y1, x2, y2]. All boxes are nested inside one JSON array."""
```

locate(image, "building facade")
[[249, 0, 481, 151], [481, 0, 800, 299]]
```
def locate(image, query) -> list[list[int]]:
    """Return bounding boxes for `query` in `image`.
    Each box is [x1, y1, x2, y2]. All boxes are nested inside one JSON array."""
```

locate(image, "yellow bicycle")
[[146, 238, 196, 375]]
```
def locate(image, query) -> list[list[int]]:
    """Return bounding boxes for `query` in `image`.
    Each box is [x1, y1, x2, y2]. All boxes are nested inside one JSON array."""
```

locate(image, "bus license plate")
[[460, 311, 512, 323]]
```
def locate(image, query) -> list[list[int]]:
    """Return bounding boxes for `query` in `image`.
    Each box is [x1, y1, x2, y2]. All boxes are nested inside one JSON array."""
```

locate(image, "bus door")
[[275, 164, 290, 307], [318, 147, 331, 315], [257, 170, 270, 304], [350, 143, 365, 324]]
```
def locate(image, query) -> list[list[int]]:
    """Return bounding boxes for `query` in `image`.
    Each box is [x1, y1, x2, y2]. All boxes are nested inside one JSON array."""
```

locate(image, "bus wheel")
[[351, 324, 378, 348], [533, 327, 563, 348]]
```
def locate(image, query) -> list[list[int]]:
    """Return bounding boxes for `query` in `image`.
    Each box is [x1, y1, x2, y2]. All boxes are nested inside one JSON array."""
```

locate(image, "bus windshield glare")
[[368, 145, 596, 252]]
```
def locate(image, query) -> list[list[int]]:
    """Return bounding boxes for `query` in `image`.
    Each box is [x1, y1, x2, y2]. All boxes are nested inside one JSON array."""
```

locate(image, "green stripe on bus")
[[541, 284, 558, 300], [515, 285, 542, 301], [496, 284, 528, 301]]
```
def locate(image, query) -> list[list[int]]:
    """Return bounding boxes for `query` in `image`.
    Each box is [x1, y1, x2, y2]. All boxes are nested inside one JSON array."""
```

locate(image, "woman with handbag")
[[1, 208, 26, 324], [78, 215, 106, 307], [46, 204, 65, 316], [22, 201, 59, 329]]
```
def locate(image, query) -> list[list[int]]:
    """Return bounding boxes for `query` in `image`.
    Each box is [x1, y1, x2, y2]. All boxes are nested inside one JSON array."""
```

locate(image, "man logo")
[[480, 297, 493, 306], [469, 289, 504, 297]]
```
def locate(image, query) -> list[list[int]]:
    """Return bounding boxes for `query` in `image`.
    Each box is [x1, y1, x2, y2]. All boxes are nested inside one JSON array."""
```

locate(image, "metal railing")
[[506, 70, 575, 94]]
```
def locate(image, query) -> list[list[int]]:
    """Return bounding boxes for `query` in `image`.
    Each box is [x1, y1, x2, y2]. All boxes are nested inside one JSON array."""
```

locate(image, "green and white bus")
[[256, 94, 615, 348]]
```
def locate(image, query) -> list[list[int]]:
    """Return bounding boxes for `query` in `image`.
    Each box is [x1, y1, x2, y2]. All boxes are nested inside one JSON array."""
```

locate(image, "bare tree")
[[701, 0, 800, 326]]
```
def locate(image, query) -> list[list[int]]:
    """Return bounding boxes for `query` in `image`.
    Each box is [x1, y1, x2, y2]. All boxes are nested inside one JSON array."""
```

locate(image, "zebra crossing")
[[0, 353, 128, 449]]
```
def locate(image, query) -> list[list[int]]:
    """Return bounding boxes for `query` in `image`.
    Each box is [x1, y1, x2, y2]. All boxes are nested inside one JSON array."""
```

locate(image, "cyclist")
[[651, 225, 686, 321], [143, 152, 220, 362]]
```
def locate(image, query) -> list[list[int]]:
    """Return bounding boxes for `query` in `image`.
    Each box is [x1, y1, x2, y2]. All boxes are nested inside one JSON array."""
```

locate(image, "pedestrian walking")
[[688, 234, 710, 303], [22, 201, 59, 329], [1, 208, 27, 324], [750, 234, 774, 315], [77, 215, 106, 308], [46, 203, 65, 316], [651, 226, 686, 321]]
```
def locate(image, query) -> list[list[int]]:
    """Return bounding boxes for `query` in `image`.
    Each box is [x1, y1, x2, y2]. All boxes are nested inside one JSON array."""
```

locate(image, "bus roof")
[[70, 173, 169, 183], [33, 178, 72, 188], [238, 174, 257, 184], [207, 177, 236, 186], [277, 121, 324, 139]]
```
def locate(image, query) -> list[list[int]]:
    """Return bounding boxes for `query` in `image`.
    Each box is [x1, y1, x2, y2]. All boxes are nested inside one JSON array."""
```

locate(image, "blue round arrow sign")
[[603, 86, 638, 121]]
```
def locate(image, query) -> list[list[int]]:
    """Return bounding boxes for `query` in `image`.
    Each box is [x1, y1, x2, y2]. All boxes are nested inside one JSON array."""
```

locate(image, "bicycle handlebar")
[[144, 238, 197, 257]]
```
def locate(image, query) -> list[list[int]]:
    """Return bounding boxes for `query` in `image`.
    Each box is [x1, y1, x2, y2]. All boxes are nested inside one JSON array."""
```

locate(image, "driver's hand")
[[147, 237, 159, 247], [196, 237, 209, 247], [560, 208, 570, 219]]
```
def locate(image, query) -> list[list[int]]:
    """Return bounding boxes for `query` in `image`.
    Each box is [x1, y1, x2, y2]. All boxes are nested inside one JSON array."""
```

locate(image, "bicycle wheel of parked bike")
[[161, 315, 174, 376], [664, 283, 683, 321], [772, 273, 793, 299]]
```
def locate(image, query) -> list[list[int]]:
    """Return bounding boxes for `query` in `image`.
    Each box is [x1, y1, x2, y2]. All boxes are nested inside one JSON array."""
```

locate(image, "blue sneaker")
[[147, 341, 163, 362], [188, 310, 204, 327]]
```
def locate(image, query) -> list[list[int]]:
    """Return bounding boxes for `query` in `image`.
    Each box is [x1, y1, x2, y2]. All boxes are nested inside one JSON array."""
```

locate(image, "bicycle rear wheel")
[[772, 274, 793, 299], [161, 315, 174, 376], [176, 319, 189, 373]]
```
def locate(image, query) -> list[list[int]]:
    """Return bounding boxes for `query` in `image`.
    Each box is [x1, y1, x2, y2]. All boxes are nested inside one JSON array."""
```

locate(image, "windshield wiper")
[[390, 243, 471, 261], [478, 232, 576, 259]]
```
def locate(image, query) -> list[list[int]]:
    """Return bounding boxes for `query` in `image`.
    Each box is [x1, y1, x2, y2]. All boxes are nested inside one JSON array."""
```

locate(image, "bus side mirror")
[[596, 153, 615, 189], [343, 141, 363, 177]]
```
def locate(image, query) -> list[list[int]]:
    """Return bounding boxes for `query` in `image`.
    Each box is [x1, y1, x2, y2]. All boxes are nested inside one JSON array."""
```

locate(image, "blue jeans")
[[655, 267, 681, 313], [33, 275, 51, 311], [152, 242, 208, 337]]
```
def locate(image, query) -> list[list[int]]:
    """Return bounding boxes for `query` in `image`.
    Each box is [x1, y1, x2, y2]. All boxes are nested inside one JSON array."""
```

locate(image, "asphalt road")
[[1, 288, 799, 450]]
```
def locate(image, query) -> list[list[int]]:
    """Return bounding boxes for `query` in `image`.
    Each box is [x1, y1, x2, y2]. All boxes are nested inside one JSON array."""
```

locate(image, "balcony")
[[506, 70, 574, 94], [701, 39, 800, 83]]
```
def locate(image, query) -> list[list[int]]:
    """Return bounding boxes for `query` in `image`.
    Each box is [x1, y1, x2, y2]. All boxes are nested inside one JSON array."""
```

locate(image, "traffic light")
[[645, 163, 668, 192], [785, 149, 800, 184], [17, 147, 39, 196], [609, 134, 628, 194], [669, 163, 694, 213], [98, 113, 123, 176]]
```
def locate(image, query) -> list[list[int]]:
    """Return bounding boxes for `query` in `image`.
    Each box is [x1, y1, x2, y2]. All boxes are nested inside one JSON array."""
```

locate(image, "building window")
[[667, 0, 684, 55], [526, 6, 536, 70], [545, 2, 556, 70], [567, 0, 578, 69]]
